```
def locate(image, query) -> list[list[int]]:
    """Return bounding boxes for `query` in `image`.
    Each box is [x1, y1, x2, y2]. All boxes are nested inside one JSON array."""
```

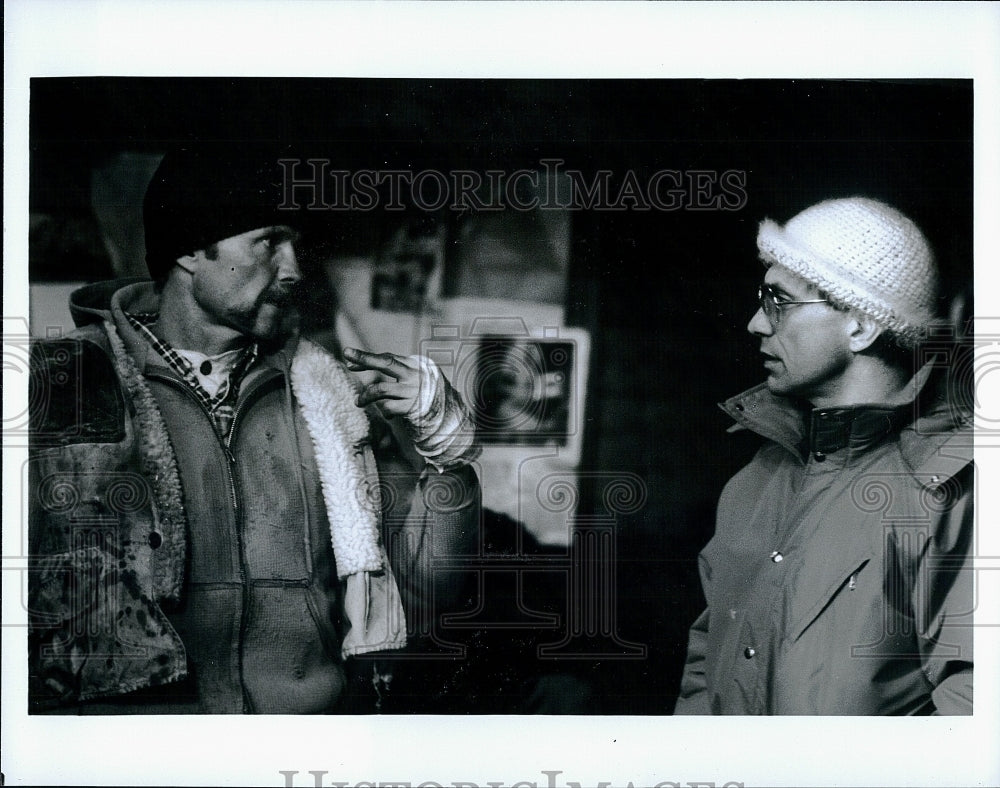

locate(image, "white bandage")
[[404, 355, 480, 471]]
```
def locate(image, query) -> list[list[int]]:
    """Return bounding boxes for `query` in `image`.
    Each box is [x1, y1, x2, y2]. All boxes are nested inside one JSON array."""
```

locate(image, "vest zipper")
[[147, 369, 275, 713], [224, 392, 255, 713]]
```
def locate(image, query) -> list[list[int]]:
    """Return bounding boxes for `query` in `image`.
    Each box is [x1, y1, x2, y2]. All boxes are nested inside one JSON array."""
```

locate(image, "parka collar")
[[720, 363, 939, 464]]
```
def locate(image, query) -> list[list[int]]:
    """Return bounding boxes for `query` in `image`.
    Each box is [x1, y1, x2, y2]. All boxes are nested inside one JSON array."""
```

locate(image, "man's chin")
[[248, 320, 288, 344], [763, 374, 791, 396], [245, 305, 298, 342]]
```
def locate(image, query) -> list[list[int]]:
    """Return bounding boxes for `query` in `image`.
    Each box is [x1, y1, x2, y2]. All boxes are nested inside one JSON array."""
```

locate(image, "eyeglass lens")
[[758, 286, 779, 324]]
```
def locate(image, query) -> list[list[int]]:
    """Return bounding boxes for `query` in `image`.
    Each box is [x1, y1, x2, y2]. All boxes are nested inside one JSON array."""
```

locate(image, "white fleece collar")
[[289, 338, 383, 579], [290, 338, 407, 656]]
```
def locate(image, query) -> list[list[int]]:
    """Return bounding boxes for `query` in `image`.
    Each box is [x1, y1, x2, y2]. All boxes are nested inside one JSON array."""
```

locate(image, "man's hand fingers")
[[343, 347, 415, 380], [356, 381, 413, 408], [345, 348, 425, 416]]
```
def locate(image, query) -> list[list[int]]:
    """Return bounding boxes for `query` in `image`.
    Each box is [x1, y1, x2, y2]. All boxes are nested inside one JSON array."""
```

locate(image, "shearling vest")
[[29, 295, 408, 712]]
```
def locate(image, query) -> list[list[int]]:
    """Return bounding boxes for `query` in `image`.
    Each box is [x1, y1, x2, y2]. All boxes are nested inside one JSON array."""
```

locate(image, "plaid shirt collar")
[[125, 312, 259, 436]]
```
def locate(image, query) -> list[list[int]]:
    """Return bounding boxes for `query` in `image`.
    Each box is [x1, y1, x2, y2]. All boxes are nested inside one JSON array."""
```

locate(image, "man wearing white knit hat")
[[675, 197, 973, 715]]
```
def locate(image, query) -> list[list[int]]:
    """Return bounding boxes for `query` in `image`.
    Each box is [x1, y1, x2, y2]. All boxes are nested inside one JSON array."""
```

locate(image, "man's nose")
[[747, 306, 773, 337], [275, 242, 302, 285]]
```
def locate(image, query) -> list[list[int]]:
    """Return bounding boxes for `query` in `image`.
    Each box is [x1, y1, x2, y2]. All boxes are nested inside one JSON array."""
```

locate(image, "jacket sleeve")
[[912, 462, 974, 715], [673, 607, 712, 714], [397, 463, 480, 618], [370, 413, 480, 629]]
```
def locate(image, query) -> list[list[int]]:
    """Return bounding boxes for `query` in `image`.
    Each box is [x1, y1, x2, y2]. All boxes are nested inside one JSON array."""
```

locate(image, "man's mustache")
[[261, 283, 299, 307]]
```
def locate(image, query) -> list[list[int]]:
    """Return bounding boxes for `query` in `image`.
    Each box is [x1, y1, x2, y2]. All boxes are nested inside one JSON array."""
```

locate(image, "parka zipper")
[[147, 369, 278, 714]]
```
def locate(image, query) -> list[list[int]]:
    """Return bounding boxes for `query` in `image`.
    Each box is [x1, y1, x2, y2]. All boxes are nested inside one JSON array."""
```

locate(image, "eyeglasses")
[[758, 283, 829, 326]]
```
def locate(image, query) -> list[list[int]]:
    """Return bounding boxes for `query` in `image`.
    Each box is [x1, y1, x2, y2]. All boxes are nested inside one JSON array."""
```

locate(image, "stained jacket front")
[[675, 370, 973, 715], [28, 280, 479, 713]]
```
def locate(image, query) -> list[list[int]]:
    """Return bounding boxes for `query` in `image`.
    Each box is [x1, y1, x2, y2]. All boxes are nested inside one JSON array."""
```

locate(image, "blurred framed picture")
[[472, 336, 574, 446], [370, 251, 436, 312]]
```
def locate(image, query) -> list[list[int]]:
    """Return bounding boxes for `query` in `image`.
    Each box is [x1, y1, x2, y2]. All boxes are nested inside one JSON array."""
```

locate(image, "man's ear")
[[847, 313, 883, 353], [175, 253, 198, 274]]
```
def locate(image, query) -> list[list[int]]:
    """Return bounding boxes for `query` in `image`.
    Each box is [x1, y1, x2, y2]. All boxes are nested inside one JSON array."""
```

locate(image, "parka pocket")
[[789, 557, 871, 643]]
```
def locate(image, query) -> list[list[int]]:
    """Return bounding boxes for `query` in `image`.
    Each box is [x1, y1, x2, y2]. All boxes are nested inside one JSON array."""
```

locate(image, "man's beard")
[[230, 284, 299, 343]]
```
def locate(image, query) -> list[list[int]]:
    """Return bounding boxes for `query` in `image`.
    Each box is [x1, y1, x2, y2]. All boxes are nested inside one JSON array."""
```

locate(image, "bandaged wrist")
[[404, 355, 480, 471]]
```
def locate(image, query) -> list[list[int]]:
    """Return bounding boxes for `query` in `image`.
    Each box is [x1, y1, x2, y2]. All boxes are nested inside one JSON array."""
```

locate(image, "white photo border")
[[4, 2, 999, 787]]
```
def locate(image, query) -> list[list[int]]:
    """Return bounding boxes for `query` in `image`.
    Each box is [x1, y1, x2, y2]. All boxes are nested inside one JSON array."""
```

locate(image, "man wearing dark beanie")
[[674, 197, 973, 715], [28, 147, 481, 713]]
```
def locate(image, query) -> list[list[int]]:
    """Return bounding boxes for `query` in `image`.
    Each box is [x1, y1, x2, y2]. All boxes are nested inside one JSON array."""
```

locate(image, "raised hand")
[[342, 347, 430, 418]]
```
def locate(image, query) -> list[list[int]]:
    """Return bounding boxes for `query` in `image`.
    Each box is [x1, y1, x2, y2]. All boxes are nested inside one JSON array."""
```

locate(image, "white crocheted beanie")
[[757, 197, 939, 347]]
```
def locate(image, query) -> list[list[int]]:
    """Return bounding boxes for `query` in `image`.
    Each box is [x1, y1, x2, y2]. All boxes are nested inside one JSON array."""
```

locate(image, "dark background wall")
[[28, 78, 973, 713]]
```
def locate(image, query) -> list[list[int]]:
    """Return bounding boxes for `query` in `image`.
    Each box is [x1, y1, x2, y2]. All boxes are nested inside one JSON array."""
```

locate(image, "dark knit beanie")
[[142, 144, 294, 280]]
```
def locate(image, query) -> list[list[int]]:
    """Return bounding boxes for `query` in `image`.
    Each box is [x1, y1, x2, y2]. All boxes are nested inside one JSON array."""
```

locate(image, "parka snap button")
[[148, 531, 162, 549], [744, 647, 756, 659], [770, 550, 784, 563], [813, 451, 826, 462]]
